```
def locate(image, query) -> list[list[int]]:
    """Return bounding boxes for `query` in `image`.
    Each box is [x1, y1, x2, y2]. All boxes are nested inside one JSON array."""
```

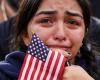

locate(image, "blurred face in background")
[[4, 0, 16, 18], [23, 0, 85, 63], [0, 0, 20, 22]]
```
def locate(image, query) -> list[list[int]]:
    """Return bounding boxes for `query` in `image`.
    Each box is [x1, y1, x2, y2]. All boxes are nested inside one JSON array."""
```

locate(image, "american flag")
[[18, 33, 67, 80]]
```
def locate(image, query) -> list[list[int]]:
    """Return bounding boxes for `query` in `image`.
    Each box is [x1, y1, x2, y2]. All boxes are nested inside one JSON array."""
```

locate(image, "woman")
[[0, 0, 99, 80]]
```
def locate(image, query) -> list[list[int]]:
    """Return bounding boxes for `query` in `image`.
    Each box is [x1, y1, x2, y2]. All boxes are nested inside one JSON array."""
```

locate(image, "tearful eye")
[[67, 19, 79, 25], [40, 18, 50, 23], [36, 17, 55, 27], [38, 18, 53, 24], [64, 18, 82, 29]]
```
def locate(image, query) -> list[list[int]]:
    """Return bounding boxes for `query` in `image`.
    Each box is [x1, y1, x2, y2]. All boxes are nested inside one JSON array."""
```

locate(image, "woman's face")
[[23, 0, 85, 62]]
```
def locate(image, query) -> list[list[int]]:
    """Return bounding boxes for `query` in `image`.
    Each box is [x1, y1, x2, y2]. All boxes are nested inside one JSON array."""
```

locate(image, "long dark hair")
[[11, 0, 99, 79]]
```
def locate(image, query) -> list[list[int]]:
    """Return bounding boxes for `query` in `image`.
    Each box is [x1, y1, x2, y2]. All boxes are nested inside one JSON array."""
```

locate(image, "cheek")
[[70, 29, 85, 56], [28, 25, 54, 43]]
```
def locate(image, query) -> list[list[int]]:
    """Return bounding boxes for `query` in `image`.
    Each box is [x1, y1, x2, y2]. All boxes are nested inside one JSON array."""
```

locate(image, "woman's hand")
[[62, 65, 94, 80]]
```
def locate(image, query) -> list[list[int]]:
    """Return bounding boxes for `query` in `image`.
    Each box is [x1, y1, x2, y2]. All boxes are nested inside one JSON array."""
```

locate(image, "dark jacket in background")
[[87, 17, 100, 55], [0, 17, 15, 60], [0, 51, 25, 80], [91, 0, 100, 19]]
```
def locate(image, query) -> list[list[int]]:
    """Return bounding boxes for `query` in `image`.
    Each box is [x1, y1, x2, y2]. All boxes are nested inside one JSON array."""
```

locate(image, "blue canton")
[[27, 34, 49, 62]]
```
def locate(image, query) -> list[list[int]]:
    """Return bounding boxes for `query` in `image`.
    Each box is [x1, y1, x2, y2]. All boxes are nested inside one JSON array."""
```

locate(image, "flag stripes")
[[18, 50, 66, 80], [27, 57, 37, 80]]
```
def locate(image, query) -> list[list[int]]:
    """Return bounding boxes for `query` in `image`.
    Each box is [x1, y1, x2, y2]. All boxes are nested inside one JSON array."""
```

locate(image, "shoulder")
[[0, 51, 25, 80], [0, 17, 16, 60]]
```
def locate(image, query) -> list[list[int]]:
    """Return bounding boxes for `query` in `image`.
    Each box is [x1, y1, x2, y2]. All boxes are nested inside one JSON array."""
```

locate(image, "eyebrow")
[[65, 11, 83, 19], [35, 10, 83, 19], [36, 11, 57, 16]]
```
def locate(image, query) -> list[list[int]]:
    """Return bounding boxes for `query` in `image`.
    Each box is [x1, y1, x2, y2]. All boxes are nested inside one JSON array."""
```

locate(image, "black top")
[[0, 17, 15, 60]]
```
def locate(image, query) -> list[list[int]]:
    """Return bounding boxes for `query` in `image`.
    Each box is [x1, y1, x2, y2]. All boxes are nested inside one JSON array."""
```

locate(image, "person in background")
[[0, 0, 99, 80], [0, 0, 21, 23], [0, 0, 22, 60], [88, 17, 100, 55], [91, 0, 100, 19], [0, 0, 4, 22], [87, 17, 100, 67]]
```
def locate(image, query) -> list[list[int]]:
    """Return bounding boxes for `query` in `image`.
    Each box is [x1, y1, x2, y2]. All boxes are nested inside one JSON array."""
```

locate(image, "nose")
[[54, 21, 66, 41]]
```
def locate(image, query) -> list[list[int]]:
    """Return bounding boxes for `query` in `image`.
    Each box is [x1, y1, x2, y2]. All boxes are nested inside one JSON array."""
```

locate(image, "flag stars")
[[43, 50, 46, 53], [31, 49, 33, 52], [35, 42, 37, 45], [32, 44, 34, 47], [30, 45, 32, 48], [43, 46, 45, 49], [38, 53, 40, 56], [28, 51, 30, 53], [28, 34, 49, 61], [42, 55, 44, 58], [35, 51, 37, 55], [39, 57, 41, 59], [36, 46, 38, 49], [43, 59, 45, 62], [40, 48, 42, 51], [35, 55, 38, 57], [38, 41, 41, 44], [39, 44, 41, 47], [37, 49, 39, 52], [41, 43, 44, 46], [37, 37, 39, 40], [41, 52, 43, 54], [45, 53, 47, 56], [34, 39, 37, 41], [32, 53, 34, 55], [33, 47, 36, 50], [31, 40, 33, 43]]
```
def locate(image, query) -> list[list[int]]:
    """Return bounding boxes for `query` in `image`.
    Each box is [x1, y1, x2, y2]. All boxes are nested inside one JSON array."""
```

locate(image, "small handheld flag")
[[18, 33, 67, 80]]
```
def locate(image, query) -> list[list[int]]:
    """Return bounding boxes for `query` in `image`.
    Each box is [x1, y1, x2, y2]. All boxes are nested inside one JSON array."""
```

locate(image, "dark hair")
[[11, 0, 99, 79], [7, 0, 22, 11]]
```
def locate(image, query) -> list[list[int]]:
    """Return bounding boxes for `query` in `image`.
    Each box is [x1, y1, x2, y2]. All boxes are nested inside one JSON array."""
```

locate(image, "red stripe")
[[18, 54, 29, 80], [36, 62, 45, 80], [30, 58, 39, 80], [24, 55, 34, 80], [43, 51, 55, 80], [50, 52, 61, 80], [57, 56, 67, 80]]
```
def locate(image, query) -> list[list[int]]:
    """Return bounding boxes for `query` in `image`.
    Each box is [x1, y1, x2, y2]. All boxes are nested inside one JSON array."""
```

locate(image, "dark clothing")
[[87, 17, 100, 54], [0, 51, 99, 80], [89, 17, 100, 44], [91, 0, 100, 19], [0, 51, 25, 80], [0, 17, 15, 60]]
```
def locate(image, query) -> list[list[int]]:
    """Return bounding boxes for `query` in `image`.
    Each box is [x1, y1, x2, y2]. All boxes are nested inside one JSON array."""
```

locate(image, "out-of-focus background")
[[91, 0, 100, 19]]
